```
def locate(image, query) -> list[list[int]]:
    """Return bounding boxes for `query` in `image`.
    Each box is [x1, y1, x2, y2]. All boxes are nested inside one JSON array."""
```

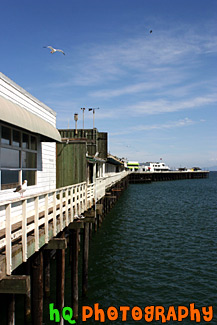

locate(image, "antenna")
[[88, 107, 100, 129], [81, 107, 85, 129]]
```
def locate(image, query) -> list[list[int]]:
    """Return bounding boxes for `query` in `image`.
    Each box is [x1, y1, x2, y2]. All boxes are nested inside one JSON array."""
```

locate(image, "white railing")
[[0, 171, 128, 276], [0, 182, 87, 275], [96, 171, 127, 201]]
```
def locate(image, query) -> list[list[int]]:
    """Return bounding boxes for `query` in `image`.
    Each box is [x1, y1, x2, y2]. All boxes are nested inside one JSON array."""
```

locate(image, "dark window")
[[1, 126, 11, 145], [30, 136, 37, 150], [22, 170, 36, 186], [1, 148, 20, 168], [0, 124, 38, 190], [22, 133, 29, 149], [22, 152, 37, 168], [1, 170, 19, 190], [12, 130, 21, 147]]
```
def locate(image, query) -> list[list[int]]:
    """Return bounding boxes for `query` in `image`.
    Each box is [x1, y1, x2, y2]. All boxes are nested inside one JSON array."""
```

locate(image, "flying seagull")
[[43, 46, 65, 55], [14, 180, 28, 197]]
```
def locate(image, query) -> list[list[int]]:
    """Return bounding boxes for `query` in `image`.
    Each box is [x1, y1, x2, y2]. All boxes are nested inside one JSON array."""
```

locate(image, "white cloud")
[[110, 117, 198, 136], [125, 95, 217, 116]]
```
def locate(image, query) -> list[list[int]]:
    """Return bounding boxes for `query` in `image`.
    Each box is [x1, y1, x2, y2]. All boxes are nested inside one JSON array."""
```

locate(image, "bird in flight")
[[43, 46, 65, 55]]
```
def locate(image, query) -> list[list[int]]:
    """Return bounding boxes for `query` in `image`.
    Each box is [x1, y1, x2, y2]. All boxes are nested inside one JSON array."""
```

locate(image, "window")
[[0, 124, 38, 190]]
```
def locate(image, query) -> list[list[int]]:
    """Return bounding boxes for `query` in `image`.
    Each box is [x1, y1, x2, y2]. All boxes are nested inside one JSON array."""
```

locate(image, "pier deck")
[[0, 171, 128, 281], [129, 170, 209, 183]]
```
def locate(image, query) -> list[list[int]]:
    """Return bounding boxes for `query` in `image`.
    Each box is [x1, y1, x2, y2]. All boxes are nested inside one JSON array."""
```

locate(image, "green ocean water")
[[2, 172, 216, 324], [76, 172, 217, 324]]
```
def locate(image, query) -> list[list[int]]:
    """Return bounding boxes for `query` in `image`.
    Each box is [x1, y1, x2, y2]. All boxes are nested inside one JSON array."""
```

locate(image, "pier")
[[0, 72, 210, 324], [129, 170, 209, 183], [0, 172, 129, 323]]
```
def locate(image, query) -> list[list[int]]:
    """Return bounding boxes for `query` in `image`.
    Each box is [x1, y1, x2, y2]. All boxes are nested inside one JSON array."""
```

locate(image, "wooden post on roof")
[[31, 251, 43, 325], [82, 223, 89, 297]]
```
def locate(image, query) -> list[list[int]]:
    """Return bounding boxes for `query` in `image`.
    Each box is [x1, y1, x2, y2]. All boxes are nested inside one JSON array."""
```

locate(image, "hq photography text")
[[49, 303, 214, 323]]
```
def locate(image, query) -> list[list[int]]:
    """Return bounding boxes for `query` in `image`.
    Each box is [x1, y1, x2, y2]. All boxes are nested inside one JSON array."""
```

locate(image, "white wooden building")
[[0, 72, 61, 202]]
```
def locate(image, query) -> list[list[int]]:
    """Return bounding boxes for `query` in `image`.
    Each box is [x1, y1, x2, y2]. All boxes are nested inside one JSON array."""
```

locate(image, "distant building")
[[0, 72, 61, 201], [56, 128, 108, 187], [140, 162, 170, 172], [106, 154, 125, 174], [127, 161, 140, 171]]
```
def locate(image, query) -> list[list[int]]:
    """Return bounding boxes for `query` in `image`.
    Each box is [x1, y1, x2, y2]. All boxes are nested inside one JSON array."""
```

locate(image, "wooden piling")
[[82, 223, 89, 297], [71, 229, 79, 319], [56, 235, 65, 325], [6, 294, 15, 325], [31, 251, 43, 325], [24, 259, 31, 324], [43, 250, 51, 298]]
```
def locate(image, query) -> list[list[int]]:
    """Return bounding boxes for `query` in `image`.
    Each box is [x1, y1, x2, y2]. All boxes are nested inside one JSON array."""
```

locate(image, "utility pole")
[[81, 108, 85, 129], [88, 108, 99, 129]]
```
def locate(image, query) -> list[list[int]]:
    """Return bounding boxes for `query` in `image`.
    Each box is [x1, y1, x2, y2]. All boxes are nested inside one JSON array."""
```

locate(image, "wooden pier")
[[129, 170, 209, 183], [0, 172, 128, 324]]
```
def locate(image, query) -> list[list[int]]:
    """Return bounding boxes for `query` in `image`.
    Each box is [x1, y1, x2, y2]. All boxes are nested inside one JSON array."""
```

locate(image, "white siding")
[[0, 73, 58, 205]]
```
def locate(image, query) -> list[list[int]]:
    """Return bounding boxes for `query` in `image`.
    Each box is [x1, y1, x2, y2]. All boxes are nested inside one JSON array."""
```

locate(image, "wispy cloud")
[[125, 94, 217, 116], [46, 27, 217, 89], [110, 117, 200, 136]]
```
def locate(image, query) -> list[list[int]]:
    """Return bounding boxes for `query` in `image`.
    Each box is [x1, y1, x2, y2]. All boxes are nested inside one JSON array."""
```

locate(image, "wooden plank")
[[82, 217, 95, 223], [0, 275, 30, 294], [68, 222, 84, 230], [84, 210, 95, 217], [44, 238, 67, 250]]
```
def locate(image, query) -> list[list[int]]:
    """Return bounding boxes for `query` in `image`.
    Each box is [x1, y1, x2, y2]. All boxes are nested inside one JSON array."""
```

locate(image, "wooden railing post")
[[53, 192, 57, 237], [22, 200, 27, 262], [70, 187, 74, 222], [59, 190, 63, 230], [34, 196, 39, 251], [5, 203, 12, 275], [45, 194, 49, 244], [65, 189, 69, 226]]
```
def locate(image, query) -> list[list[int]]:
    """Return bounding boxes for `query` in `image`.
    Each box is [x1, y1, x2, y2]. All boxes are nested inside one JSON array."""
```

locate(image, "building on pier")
[[127, 161, 140, 171], [0, 73, 129, 324], [0, 72, 61, 202], [140, 161, 170, 172]]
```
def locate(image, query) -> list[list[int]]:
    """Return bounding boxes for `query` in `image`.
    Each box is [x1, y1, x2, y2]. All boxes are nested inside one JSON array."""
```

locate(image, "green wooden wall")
[[56, 142, 87, 188]]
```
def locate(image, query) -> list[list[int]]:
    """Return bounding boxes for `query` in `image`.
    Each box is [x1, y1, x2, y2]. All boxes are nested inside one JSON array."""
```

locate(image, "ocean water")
[[77, 172, 217, 324], [2, 172, 216, 324]]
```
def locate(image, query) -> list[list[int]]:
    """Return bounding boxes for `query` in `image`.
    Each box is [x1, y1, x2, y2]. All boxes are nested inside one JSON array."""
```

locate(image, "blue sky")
[[1, 0, 217, 168]]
